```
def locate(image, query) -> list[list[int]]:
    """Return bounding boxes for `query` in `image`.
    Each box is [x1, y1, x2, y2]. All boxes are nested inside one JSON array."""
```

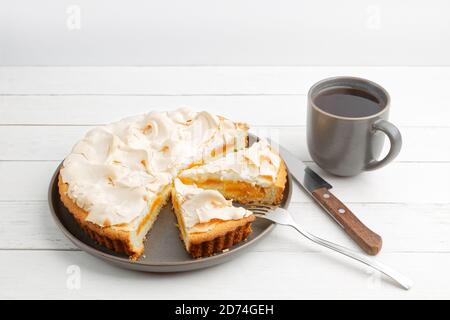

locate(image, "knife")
[[272, 140, 382, 256]]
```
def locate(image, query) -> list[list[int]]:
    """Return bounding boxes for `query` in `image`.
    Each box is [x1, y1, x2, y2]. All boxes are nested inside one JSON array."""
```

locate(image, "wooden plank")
[[2, 201, 449, 254], [0, 202, 74, 250], [0, 66, 313, 95], [1, 67, 450, 127], [0, 161, 58, 202], [0, 250, 448, 299], [1, 125, 448, 162], [0, 95, 306, 126], [1, 161, 449, 204], [0, 67, 448, 95]]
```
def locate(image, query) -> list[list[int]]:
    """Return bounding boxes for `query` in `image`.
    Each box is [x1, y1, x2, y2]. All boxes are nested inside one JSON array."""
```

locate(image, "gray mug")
[[307, 76, 402, 176]]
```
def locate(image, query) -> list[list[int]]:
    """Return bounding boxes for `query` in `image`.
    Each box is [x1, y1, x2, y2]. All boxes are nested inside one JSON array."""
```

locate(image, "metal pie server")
[[272, 140, 383, 256]]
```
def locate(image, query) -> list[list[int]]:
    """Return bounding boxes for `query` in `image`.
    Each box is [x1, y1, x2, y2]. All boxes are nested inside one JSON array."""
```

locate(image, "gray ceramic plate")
[[49, 135, 292, 272]]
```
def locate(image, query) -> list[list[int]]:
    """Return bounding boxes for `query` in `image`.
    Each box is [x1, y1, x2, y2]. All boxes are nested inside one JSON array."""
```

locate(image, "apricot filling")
[[136, 195, 163, 235], [223, 181, 265, 199]]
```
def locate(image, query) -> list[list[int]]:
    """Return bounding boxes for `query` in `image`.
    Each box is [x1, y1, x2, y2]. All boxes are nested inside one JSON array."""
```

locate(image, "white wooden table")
[[1, 66, 449, 299]]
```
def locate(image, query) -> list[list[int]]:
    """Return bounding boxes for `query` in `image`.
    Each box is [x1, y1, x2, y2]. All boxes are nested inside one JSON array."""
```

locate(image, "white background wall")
[[1, 0, 449, 66]]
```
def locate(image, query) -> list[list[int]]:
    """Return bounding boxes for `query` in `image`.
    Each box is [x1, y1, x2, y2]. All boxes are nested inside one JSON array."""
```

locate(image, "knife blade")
[[271, 139, 382, 256]]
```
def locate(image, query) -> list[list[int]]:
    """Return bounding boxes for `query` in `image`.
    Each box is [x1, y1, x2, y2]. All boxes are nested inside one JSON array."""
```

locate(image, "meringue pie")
[[58, 108, 285, 260]]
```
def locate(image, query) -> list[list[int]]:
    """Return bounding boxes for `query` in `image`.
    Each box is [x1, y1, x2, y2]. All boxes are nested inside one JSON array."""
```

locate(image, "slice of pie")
[[59, 175, 171, 260], [171, 179, 255, 258], [58, 144, 173, 260], [178, 139, 287, 205]]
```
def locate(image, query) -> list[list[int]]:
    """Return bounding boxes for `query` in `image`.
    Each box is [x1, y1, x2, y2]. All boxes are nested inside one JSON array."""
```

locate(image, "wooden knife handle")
[[311, 187, 382, 255]]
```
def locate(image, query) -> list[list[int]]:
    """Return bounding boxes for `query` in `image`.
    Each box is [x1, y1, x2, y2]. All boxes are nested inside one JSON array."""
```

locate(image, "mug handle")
[[365, 119, 402, 171]]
